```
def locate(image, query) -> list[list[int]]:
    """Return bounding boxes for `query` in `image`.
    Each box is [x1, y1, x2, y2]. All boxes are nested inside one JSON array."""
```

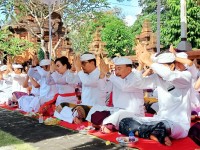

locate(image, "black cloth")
[[150, 122, 168, 144], [119, 118, 141, 136], [119, 118, 168, 144], [144, 102, 156, 114], [188, 122, 200, 146]]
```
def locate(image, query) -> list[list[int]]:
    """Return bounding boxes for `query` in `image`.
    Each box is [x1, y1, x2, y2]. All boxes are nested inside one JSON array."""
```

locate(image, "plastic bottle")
[[29, 109, 35, 117], [39, 114, 43, 123], [129, 129, 135, 142]]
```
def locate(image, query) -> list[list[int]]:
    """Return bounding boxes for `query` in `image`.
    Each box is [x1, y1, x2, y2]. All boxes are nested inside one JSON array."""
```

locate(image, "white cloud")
[[124, 15, 135, 26]]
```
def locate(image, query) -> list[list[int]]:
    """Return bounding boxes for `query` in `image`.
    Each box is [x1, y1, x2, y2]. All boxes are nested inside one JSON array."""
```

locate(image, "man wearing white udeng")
[[86, 57, 145, 132], [108, 47, 192, 146], [54, 53, 107, 124]]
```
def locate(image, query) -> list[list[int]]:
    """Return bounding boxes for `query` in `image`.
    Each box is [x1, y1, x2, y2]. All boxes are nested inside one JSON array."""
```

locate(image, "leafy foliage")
[[100, 14, 134, 57], [0, 0, 109, 55], [0, 29, 35, 57], [37, 48, 45, 61], [69, 12, 134, 57], [136, 0, 200, 49]]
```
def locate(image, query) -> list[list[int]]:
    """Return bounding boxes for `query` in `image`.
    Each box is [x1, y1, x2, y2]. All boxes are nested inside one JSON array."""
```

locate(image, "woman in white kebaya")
[[46, 56, 77, 106]]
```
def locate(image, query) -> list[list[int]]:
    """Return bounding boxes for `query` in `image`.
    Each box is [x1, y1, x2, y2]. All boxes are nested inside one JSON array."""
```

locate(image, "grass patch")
[[0, 130, 36, 150]]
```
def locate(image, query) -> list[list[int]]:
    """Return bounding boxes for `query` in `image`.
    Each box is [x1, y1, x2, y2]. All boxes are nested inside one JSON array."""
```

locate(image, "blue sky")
[[107, 0, 142, 26], [0, 0, 142, 26]]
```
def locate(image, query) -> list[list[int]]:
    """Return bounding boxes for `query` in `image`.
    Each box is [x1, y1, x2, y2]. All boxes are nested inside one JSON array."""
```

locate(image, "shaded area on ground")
[[0, 108, 74, 143], [0, 108, 133, 150]]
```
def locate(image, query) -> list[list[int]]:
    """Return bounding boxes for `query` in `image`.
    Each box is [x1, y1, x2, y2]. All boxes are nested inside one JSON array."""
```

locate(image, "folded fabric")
[[54, 106, 73, 123]]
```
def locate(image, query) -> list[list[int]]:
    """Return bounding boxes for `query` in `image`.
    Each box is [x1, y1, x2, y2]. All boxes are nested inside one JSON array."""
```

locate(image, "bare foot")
[[164, 136, 172, 146], [100, 125, 111, 134], [150, 135, 172, 146]]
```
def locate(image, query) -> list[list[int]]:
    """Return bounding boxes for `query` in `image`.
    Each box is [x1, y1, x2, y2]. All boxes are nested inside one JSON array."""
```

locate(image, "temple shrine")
[[89, 27, 109, 66], [7, 11, 72, 63]]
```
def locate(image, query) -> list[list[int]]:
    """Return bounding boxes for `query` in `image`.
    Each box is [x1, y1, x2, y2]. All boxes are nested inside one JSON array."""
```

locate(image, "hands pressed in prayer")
[[99, 59, 109, 79], [27, 86, 32, 95], [169, 44, 176, 55], [135, 43, 147, 57], [138, 51, 152, 67], [32, 55, 39, 67], [135, 43, 152, 67], [7, 63, 12, 73], [0, 71, 3, 80], [137, 58, 145, 71], [74, 55, 82, 72], [50, 61, 56, 73], [70, 59, 76, 73]]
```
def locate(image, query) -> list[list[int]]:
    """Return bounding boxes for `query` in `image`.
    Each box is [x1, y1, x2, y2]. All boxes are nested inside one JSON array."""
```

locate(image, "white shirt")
[[48, 70, 76, 94], [36, 66, 58, 99], [30, 85, 40, 96], [101, 71, 145, 116], [137, 63, 192, 133], [10, 73, 27, 93], [0, 76, 12, 92], [77, 68, 107, 106], [187, 64, 200, 109], [47, 70, 77, 105]]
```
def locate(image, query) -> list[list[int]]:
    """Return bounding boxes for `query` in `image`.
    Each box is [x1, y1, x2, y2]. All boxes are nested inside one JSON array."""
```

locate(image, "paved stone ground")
[[0, 108, 136, 150]]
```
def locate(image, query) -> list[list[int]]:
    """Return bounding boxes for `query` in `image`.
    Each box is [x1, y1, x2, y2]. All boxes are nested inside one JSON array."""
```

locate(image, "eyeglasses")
[[81, 61, 89, 66]]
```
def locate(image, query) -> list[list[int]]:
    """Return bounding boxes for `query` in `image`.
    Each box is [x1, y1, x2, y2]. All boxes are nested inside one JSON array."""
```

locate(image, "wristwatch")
[[106, 72, 112, 78]]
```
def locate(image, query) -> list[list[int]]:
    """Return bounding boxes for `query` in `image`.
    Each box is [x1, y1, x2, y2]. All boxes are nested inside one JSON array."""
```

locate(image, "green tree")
[[70, 12, 134, 57], [0, 29, 36, 57], [135, 0, 200, 49], [100, 14, 134, 57], [0, 0, 109, 56]]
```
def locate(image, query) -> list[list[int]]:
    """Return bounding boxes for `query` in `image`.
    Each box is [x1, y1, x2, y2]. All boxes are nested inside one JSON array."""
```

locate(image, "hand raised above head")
[[74, 55, 82, 72], [70, 60, 76, 72], [32, 56, 39, 66], [7, 63, 12, 73], [135, 43, 148, 57], [169, 44, 176, 54], [99, 59, 109, 75], [138, 51, 152, 66], [50, 61, 55, 73]]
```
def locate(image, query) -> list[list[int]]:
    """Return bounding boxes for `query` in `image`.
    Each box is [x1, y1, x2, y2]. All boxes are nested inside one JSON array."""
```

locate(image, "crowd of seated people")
[[0, 44, 200, 147]]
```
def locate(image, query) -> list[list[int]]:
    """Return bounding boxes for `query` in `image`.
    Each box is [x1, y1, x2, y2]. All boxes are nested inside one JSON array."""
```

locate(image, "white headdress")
[[39, 59, 51, 66], [153, 53, 175, 64], [12, 64, 23, 69], [112, 57, 132, 65], [80, 54, 95, 61]]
